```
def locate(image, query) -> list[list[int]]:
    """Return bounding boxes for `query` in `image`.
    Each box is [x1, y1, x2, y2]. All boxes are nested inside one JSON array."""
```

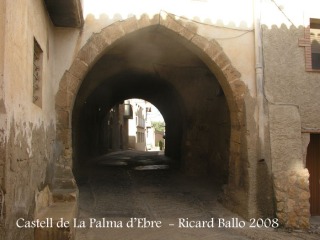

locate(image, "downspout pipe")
[[254, 0, 265, 161]]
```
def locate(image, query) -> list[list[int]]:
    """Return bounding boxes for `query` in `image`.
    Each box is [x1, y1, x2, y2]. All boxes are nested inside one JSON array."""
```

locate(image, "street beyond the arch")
[[75, 150, 320, 240]]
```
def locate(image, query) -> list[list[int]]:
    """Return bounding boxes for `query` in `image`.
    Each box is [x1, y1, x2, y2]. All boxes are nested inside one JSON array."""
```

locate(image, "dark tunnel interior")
[[72, 26, 231, 184]]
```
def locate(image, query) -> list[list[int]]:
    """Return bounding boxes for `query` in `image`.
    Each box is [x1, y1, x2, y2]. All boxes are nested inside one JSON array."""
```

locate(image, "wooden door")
[[306, 134, 320, 216]]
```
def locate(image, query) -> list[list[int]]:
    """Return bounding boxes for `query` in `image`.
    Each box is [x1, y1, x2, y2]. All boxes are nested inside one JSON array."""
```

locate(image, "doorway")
[[306, 134, 320, 215]]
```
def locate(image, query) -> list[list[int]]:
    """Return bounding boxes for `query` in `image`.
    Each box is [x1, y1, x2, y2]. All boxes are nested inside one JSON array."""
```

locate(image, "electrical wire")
[[270, 0, 295, 26], [160, 10, 253, 40], [160, 10, 253, 31]]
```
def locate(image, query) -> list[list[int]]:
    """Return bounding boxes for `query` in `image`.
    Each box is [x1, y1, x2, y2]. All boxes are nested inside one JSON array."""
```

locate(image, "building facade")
[[127, 99, 147, 151], [0, 0, 319, 239]]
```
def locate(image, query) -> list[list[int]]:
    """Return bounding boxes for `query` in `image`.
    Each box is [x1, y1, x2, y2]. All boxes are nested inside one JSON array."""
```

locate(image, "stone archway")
[[55, 13, 246, 214]]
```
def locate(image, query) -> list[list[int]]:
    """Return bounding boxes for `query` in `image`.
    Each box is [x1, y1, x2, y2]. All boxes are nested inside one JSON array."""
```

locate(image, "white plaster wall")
[[51, 0, 256, 99], [0, 0, 4, 103], [262, 0, 320, 130], [2, 1, 60, 238], [3, 0, 56, 131]]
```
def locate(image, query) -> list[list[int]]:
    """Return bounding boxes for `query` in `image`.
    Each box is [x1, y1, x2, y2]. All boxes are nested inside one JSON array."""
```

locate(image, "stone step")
[[52, 188, 78, 202], [54, 164, 74, 179], [35, 202, 78, 240], [52, 177, 77, 189]]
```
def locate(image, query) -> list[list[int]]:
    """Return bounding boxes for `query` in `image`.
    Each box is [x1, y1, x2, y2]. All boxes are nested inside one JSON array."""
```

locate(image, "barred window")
[[33, 38, 43, 107]]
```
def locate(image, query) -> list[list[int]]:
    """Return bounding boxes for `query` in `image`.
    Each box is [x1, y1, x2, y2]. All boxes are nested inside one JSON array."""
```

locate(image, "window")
[[310, 19, 320, 69], [33, 38, 43, 107], [136, 132, 145, 143], [298, 18, 320, 71]]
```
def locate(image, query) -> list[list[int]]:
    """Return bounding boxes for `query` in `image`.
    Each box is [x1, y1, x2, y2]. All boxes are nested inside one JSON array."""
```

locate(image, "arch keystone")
[[160, 13, 195, 41], [137, 14, 157, 29]]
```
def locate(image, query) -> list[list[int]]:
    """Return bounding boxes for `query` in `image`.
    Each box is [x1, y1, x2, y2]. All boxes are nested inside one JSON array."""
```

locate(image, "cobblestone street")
[[75, 151, 319, 240]]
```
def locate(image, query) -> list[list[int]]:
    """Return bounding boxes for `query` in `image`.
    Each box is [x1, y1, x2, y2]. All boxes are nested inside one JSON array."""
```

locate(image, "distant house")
[[127, 99, 147, 151]]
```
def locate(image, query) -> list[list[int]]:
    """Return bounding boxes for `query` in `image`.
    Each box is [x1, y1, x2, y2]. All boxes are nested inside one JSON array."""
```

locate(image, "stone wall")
[[273, 170, 310, 228], [0, 0, 60, 239], [268, 103, 310, 228], [262, 3, 320, 226], [0, 0, 5, 237], [156, 65, 230, 181], [5, 122, 56, 240]]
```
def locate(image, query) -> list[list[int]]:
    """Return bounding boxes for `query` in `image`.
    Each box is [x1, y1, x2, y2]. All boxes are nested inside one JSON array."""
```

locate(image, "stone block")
[[77, 42, 100, 67], [150, 13, 160, 26], [55, 88, 68, 109], [68, 58, 88, 80], [35, 202, 77, 240], [120, 17, 139, 34], [66, 92, 75, 110], [53, 178, 77, 189], [214, 51, 231, 70], [137, 14, 152, 29], [55, 165, 73, 179], [160, 14, 194, 41], [65, 71, 81, 96], [191, 35, 209, 52], [57, 129, 71, 149], [52, 188, 78, 202], [100, 22, 125, 46], [223, 65, 242, 83], [229, 78, 246, 97], [178, 26, 195, 42], [56, 110, 70, 128], [273, 170, 310, 229], [230, 128, 241, 143], [89, 33, 110, 53], [202, 40, 222, 64]]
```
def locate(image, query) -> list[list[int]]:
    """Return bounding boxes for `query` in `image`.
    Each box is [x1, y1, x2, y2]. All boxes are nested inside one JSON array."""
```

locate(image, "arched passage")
[[55, 14, 246, 216], [72, 69, 186, 178]]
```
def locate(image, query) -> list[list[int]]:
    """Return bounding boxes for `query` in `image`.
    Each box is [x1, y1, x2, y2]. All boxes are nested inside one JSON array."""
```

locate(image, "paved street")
[[75, 150, 319, 240]]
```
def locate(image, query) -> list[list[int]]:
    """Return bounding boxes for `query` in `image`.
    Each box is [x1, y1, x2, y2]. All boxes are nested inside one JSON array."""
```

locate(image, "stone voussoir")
[[100, 21, 126, 47], [214, 51, 231, 70], [77, 41, 100, 67], [89, 33, 110, 54], [57, 130, 72, 149], [160, 13, 195, 41], [66, 72, 81, 96], [230, 79, 247, 97], [203, 40, 223, 60], [56, 110, 70, 128], [120, 17, 139, 34], [222, 64, 242, 83], [68, 58, 88, 80], [136, 13, 153, 29], [55, 88, 68, 109], [191, 35, 210, 52]]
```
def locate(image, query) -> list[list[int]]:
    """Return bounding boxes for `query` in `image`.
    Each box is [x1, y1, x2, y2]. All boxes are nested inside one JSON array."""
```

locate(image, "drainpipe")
[[254, 0, 265, 161]]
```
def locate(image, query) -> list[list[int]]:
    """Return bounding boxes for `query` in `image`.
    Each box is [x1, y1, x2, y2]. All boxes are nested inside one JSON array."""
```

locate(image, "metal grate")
[[33, 38, 43, 105]]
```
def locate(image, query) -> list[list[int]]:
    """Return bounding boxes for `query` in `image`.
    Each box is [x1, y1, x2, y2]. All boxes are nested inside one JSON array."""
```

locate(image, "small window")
[[310, 19, 320, 70], [33, 38, 43, 107]]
